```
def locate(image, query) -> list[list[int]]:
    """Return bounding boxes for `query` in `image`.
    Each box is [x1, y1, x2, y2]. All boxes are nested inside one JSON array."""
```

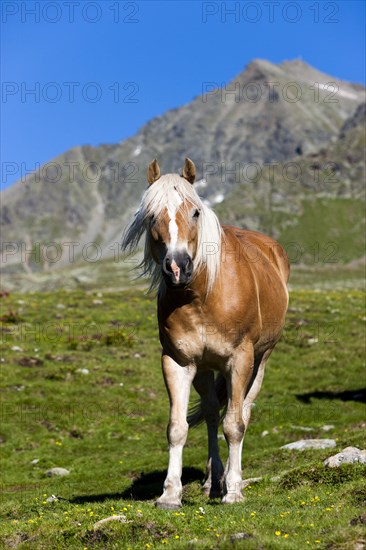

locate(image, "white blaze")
[[167, 192, 182, 251]]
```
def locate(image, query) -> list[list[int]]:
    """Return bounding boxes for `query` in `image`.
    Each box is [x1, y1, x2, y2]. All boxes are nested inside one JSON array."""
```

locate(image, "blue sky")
[[1, 0, 365, 189]]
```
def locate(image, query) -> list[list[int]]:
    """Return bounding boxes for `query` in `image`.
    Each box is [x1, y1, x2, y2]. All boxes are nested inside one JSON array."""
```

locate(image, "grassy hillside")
[[278, 198, 365, 264], [0, 288, 365, 549]]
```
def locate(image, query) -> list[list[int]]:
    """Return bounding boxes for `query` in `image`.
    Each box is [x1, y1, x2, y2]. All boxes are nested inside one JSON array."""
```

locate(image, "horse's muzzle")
[[162, 251, 193, 288]]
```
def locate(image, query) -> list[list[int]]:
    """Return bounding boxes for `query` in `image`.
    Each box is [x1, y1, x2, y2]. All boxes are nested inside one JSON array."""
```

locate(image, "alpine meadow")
[[1, 59, 365, 549]]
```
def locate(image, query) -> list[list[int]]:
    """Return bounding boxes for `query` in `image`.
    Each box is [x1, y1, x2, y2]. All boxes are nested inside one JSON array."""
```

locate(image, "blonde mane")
[[121, 173, 223, 294]]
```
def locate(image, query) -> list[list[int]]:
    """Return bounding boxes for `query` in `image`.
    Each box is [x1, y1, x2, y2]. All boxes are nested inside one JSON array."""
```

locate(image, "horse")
[[121, 158, 290, 509]]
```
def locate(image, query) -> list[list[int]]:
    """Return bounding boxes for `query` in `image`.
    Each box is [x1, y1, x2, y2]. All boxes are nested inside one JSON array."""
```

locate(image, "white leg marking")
[[156, 356, 196, 509]]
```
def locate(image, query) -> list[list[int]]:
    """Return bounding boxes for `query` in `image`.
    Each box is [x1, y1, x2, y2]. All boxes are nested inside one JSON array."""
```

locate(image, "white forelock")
[[121, 173, 223, 295]]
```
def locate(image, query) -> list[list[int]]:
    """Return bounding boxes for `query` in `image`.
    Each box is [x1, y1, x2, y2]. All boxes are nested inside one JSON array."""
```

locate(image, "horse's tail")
[[187, 374, 228, 428]]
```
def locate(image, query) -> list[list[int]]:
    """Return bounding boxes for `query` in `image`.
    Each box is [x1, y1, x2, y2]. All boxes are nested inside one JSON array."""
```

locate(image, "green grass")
[[0, 287, 365, 549], [278, 198, 366, 265]]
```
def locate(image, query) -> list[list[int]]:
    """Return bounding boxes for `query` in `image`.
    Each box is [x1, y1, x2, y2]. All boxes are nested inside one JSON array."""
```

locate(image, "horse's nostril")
[[164, 257, 174, 276], [185, 256, 193, 273]]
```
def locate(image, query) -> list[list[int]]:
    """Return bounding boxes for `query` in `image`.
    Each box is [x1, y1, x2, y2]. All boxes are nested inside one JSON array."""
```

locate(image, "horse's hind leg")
[[155, 354, 196, 510], [222, 347, 272, 503], [222, 341, 255, 504], [242, 348, 272, 430], [192, 371, 224, 498]]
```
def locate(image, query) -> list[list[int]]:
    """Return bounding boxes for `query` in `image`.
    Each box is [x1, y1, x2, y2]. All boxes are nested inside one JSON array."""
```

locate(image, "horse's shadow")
[[296, 388, 366, 404], [70, 467, 204, 504]]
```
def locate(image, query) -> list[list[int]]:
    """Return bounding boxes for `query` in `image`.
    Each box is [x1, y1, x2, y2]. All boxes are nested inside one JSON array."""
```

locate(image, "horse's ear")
[[182, 158, 196, 184], [147, 159, 161, 185]]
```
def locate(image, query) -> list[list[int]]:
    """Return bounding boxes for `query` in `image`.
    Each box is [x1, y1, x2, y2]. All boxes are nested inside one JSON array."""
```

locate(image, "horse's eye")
[[193, 209, 200, 219]]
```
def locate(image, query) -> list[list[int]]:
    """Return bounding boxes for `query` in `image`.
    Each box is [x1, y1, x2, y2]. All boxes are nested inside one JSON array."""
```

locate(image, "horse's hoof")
[[222, 493, 244, 504], [155, 499, 181, 510]]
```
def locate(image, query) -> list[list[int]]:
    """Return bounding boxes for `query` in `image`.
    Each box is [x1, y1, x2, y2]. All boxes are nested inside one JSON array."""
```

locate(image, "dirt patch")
[[18, 356, 44, 367]]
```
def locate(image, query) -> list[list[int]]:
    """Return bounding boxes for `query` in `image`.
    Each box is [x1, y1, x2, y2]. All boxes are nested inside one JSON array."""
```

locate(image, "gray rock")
[[76, 368, 89, 375], [324, 446, 366, 467], [46, 467, 70, 477], [73, 275, 93, 284], [281, 439, 336, 451], [242, 477, 262, 488], [11, 346, 23, 352], [93, 515, 130, 529], [230, 533, 253, 541], [31, 459, 39, 465], [321, 424, 335, 432]]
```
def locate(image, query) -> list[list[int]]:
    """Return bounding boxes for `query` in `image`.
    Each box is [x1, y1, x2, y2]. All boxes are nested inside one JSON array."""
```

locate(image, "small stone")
[[92, 299, 103, 305], [74, 275, 92, 284], [261, 430, 269, 437], [31, 459, 39, 465], [308, 337, 318, 345], [46, 467, 70, 477], [324, 446, 366, 467], [93, 515, 130, 529], [291, 425, 314, 432], [46, 495, 58, 503], [322, 424, 335, 432], [76, 368, 89, 375], [230, 533, 253, 541], [281, 439, 336, 451], [270, 476, 281, 482], [242, 477, 262, 488], [56, 304, 65, 309], [11, 346, 23, 352]]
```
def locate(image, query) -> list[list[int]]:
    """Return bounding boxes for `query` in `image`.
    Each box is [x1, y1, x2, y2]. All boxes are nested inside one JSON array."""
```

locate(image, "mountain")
[[1, 59, 365, 279], [216, 100, 366, 263]]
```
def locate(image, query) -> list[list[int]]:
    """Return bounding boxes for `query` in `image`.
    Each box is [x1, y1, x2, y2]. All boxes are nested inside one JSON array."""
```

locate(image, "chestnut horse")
[[122, 159, 289, 509]]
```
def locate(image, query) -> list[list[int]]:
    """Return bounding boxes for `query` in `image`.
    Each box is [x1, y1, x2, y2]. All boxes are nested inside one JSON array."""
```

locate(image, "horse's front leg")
[[155, 354, 196, 510], [222, 342, 254, 504]]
